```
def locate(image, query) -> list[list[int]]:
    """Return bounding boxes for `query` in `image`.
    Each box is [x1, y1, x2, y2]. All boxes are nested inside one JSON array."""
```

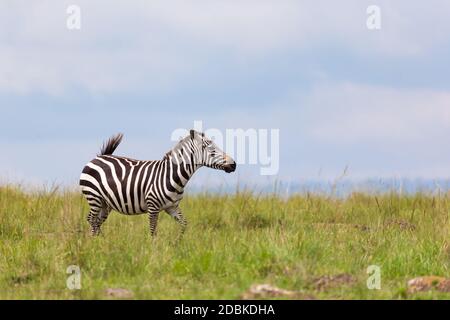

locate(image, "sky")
[[1, 1, 450, 188]]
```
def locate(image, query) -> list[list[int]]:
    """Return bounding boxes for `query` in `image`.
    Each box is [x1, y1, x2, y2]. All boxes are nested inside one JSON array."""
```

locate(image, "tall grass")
[[0, 185, 449, 299]]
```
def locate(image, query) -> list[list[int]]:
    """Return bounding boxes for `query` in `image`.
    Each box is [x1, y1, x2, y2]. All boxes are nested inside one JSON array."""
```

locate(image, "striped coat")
[[80, 130, 236, 236]]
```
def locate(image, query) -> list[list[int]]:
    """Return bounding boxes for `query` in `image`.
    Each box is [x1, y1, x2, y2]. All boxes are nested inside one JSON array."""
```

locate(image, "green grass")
[[0, 185, 449, 299]]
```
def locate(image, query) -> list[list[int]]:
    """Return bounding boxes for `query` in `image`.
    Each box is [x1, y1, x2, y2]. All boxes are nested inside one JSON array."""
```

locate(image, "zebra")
[[79, 130, 236, 237]]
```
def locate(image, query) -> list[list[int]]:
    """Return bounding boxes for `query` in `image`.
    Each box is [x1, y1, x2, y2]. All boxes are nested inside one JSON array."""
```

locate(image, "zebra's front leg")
[[165, 206, 188, 237], [148, 209, 160, 237]]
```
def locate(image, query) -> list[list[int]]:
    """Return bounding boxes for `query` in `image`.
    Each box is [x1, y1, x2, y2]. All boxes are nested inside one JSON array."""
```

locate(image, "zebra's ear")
[[190, 129, 195, 139]]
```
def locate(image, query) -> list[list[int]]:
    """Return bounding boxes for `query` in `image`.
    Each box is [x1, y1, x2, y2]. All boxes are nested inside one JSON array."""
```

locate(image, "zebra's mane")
[[162, 134, 196, 160], [162, 151, 172, 160]]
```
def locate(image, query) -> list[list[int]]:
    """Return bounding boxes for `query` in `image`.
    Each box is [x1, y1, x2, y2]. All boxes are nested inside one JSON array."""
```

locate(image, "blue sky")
[[1, 1, 450, 187]]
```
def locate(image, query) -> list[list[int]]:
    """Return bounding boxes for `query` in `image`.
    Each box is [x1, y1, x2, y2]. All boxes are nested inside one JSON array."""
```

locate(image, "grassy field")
[[0, 185, 449, 300]]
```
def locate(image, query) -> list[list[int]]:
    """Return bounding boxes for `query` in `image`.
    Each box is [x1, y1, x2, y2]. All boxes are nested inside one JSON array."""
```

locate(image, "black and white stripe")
[[80, 130, 236, 236]]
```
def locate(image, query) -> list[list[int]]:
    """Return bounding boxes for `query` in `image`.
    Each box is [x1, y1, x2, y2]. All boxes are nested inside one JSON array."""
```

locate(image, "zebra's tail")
[[99, 133, 124, 156]]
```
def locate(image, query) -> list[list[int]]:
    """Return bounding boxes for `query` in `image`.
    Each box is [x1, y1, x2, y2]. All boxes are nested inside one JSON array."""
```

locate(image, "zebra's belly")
[[104, 190, 183, 214], [146, 190, 184, 211], [114, 200, 148, 215], [118, 210, 147, 216], [160, 193, 183, 210]]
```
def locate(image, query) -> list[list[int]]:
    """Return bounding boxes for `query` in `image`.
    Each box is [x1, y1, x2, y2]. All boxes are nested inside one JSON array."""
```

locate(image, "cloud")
[[1, 1, 450, 94], [1, 81, 450, 183], [301, 83, 450, 144], [1, 1, 450, 183], [274, 82, 450, 179]]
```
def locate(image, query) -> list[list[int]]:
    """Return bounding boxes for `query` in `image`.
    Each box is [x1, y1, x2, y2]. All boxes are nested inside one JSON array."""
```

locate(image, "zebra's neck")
[[163, 152, 202, 190]]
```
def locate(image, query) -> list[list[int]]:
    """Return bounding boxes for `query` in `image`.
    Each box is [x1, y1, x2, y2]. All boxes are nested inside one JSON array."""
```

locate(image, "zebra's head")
[[189, 130, 236, 173]]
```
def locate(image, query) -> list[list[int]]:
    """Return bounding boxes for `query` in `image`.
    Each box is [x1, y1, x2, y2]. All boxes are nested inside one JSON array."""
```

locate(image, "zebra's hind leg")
[[85, 195, 110, 236], [97, 205, 111, 235], [165, 206, 188, 239], [87, 207, 101, 236]]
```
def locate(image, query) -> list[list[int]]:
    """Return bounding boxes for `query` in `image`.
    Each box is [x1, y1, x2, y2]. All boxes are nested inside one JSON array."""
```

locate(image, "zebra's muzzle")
[[223, 162, 236, 173]]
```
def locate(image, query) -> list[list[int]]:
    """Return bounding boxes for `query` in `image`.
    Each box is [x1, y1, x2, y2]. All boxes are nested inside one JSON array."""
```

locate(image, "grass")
[[0, 185, 449, 299]]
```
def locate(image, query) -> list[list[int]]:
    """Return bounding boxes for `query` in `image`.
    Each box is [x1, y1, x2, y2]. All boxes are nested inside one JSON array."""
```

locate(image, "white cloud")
[[1, 81, 450, 183], [301, 83, 450, 144], [1, 1, 450, 182], [1, 1, 450, 94]]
